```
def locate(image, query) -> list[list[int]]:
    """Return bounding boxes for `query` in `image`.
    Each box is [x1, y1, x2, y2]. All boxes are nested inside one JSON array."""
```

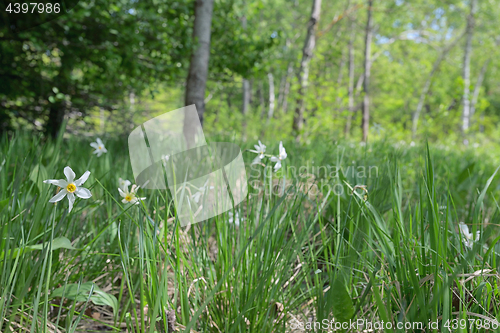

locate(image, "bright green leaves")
[[51, 281, 119, 319], [26, 236, 75, 251], [330, 275, 355, 327]]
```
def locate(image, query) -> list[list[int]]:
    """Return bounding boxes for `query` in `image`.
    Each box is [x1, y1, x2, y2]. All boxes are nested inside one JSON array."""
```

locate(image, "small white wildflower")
[[410, 141, 416, 147], [90, 138, 108, 157], [119, 178, 131, 192], [43, 166, 92, 213], [359, 141, 366, 147], [458, 222, 480, 249], [161, 154, 171, 169], [249, 140, 266, 164], [270, 141, 287, 171], [191, 180, 214, 204], [118, 183, 146, 205]]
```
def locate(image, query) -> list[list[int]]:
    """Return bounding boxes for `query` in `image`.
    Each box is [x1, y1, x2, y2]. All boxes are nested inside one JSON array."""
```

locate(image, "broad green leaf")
[[51, 282, 96, 302], [331, 276, 354, 326], [1, 237, 75, 260], [51, 282, 118, 318], [27, 237, 75, 251]]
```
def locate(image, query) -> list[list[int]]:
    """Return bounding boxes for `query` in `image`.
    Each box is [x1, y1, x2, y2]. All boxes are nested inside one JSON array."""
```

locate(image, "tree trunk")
[[361, 0, 373, 142], [267, 73, 275, 122], [184, 0, 215, 148], [461, 0, 477, 145], [242, 3, 250, 116], [344, 15, 356, 137], [292, 0, 322, 140], [243, 79, 250, 115], [46, 101, 66, 139], [45, 52, 72, 139]]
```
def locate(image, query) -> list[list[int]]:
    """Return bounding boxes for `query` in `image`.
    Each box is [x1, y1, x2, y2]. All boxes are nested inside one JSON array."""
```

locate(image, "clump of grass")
[[1, 133, 500, 332]]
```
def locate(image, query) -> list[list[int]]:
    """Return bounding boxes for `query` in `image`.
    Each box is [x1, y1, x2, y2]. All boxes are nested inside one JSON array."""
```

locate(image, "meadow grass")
[[1, 131, 500, 332]]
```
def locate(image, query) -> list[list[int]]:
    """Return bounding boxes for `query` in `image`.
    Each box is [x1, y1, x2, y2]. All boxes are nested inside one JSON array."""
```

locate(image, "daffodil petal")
[[90, 142, 99, 149], [270, 156, 279, 162], [75, 187, 92, 199], [64, 166, 76, 183], [49, 190, 67, 203], [458, 223, 470, 238], [251, 156, 262, 164], [96, 138, 103, 145], [74, 171, 91, 186], [67, 192, 75, 212], [118, 188, 126, 197], [43, 179, 68, 187], [122, 198, 128, 204]]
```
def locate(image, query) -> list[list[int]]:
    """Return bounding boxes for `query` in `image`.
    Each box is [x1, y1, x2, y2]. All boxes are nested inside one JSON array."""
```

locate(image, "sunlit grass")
[[1, 131, 500, 332]]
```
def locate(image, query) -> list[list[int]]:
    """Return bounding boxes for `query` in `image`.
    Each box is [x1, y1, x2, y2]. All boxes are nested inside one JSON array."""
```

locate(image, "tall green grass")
[[1, 131, 500, 332]]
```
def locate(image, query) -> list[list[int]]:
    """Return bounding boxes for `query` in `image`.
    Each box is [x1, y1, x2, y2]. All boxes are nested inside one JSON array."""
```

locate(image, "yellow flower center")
[[66, 183, 76, 193], [98, 146, 102, 149], [125, 194, 133, 202]]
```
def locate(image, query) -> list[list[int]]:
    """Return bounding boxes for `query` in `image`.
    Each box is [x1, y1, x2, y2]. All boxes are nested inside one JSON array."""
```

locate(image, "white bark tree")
[[267, 73, 275, 122], [344, 15, 356, 137], [461, 0, 477, 145], [361, 0, 373, 142], [292, 0, 322, 140]]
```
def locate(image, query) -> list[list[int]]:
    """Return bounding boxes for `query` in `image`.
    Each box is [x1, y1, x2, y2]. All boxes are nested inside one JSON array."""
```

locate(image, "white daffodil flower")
[[270, 141, 287, 171], [459, 222, 480, 249], [119, 178, 131, 192], [90, 138, 108, 157], [191, 180, 214, 204], [249, 140, 266, 164], [161, 154, 171, 169], [44, 166, 92, 213], [118, 183, 146, 205]]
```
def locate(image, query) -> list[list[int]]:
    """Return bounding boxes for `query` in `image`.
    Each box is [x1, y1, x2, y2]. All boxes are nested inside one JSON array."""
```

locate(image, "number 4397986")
[[6, 2, 61, 14]]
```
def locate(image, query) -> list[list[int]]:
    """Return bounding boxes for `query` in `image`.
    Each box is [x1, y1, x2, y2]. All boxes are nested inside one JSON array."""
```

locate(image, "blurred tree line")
[[1, 0, 500, 145]]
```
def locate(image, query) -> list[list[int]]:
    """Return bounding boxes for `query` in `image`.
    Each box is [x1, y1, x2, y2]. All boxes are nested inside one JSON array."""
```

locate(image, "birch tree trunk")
[[361, 0, 373, 142], [242, 4, 250, 116], [292, 0, 322, 139], [184, 0, 215, 148], [461, 0, 477, 145], [344, 15, 355, 137], [243, 79, 250, 115], [267, 73, 275, 121]]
